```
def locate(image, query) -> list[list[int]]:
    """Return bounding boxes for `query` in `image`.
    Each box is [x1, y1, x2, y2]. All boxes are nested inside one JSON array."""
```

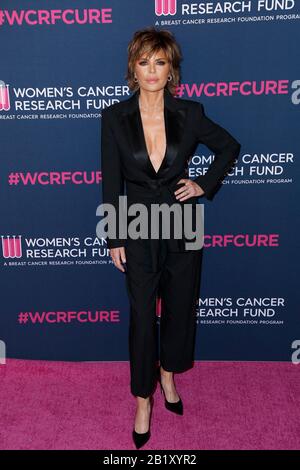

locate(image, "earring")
[[167, 75, 172, 81], [134, 76, 138, 82]]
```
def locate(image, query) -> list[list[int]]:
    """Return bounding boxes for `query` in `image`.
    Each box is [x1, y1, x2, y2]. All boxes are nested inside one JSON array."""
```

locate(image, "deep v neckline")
[[137, 99, 167, 175]]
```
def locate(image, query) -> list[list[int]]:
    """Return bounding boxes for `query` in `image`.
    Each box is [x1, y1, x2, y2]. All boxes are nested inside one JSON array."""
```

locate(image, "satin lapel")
[[159, 106, 186, 177], [121, 105, 153, 176], [120, 88, 188, 178]]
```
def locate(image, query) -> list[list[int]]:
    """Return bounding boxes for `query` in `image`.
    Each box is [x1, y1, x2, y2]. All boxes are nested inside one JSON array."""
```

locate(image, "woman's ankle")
[[160, 366, 174, 383], [136, 396, 150, 407]]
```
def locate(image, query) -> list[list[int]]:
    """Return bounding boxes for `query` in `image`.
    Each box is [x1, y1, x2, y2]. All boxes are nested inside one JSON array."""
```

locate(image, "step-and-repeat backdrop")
[[1, 1, 299, 362]]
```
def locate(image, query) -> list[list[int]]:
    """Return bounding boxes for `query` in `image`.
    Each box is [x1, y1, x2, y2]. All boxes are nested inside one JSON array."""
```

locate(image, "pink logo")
[[0, 81, 10, 111], [1, 235, 22, 258], [155, 0, 177, 16]]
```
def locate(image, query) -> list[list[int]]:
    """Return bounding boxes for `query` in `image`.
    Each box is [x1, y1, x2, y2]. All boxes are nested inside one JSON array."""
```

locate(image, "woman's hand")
[[174, 179, 205, 201], [109, 246, 127, 272]]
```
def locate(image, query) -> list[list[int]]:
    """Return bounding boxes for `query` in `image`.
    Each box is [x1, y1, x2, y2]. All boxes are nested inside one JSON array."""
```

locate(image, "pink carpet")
[[0, 360, 299, 450]]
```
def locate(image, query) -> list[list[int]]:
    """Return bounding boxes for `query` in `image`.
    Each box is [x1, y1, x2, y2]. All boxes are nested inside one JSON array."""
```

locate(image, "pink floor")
[[0, 359, 299, 450]]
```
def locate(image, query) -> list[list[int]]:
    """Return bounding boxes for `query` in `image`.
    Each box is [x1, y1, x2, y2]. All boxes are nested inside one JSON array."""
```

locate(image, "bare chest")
[[140, 111, 167, 174]]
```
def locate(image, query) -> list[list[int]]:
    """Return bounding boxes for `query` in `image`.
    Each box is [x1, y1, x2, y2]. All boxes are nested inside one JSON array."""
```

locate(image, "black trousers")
[[124, 237, 203, 398]]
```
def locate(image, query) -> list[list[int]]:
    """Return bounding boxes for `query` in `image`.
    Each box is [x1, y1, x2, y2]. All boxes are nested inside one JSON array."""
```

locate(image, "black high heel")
[[157, 366, 183, 415], [132, 395, 154, 449]]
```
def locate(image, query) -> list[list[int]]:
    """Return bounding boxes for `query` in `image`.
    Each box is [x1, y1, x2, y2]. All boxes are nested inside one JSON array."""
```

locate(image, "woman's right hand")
[[109, 247, 127, 273]]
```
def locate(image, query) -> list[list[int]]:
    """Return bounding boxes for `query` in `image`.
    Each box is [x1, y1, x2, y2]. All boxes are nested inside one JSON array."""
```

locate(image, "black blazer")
[[101, 87, 241, 249]]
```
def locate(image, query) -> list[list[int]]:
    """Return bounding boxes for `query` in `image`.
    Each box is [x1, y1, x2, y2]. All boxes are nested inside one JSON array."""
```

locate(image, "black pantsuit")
[[125, 237, 203, 398], [101, 87, 241, 398]]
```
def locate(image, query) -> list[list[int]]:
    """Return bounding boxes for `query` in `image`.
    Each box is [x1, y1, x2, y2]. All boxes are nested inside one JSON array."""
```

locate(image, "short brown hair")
[[125, 27, 182, 95]]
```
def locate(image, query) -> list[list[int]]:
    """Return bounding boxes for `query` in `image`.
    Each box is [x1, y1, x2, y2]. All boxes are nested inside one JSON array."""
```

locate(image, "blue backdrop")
[[1, 0, 299, 361]]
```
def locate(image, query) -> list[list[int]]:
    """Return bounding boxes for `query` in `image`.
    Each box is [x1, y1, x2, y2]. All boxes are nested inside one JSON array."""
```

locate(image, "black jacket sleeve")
[[192, 102, 241, 201], [101, 108, 125, 249]]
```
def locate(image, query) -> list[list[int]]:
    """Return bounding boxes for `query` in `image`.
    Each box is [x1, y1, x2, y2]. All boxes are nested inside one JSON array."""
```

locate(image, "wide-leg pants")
[[124, 237, 203, 398]]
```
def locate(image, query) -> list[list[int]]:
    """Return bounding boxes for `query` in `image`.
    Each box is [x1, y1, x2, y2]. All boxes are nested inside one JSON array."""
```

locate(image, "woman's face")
[[134, 49, 171, 92]]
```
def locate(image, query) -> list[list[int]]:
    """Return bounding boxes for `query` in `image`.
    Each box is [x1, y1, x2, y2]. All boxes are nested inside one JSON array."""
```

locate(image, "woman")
[[101, 27, 241, 449]]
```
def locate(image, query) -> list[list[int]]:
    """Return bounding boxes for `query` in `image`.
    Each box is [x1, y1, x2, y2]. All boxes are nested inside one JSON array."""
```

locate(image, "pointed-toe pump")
[[132, 396, 154, 449], [157, 366, 183, 415]]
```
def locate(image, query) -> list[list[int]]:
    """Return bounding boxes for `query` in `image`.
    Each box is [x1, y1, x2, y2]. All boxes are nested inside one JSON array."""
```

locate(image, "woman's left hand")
[[174, 179, 205, 201]]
